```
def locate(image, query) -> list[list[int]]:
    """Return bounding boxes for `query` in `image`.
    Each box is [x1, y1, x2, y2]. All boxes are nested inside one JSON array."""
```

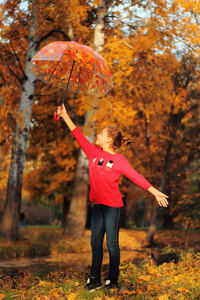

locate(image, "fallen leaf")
[[0, 295, 6, 300], [38, 280, 49, 286], [68, 293, 76, 300], [159, 295, 169, 300], [176, 287, 189, 293], [138, 275, 151, 281], [41, 296, 50, 300], [153, 284, 160, 292]]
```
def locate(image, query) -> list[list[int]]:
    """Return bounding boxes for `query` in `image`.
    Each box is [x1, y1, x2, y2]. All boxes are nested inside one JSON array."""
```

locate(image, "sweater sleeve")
[[120, 156, 152, 191], [71, 127, 97, 158]]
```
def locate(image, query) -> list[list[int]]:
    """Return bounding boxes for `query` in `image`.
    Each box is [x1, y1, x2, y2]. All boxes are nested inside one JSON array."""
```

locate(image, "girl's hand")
[[56, 104, 76, 131], [154, 191, 169, 207], [148, 186, 169, 207], [57, 103, 67, 118]]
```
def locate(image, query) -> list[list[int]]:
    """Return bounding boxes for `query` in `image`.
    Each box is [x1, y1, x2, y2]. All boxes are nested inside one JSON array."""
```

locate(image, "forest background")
[[0, 0, 200, 244]]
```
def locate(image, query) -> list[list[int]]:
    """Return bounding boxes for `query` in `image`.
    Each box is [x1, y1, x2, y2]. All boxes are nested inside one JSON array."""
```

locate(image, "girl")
[[56, 104, 169, 291]]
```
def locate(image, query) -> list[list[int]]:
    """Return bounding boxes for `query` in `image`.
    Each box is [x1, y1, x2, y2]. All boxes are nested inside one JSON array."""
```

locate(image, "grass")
[[0, 251, 200, 299]]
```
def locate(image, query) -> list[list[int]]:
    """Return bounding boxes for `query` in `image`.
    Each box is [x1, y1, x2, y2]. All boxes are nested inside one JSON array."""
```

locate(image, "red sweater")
[[72, 127, 152, 207]]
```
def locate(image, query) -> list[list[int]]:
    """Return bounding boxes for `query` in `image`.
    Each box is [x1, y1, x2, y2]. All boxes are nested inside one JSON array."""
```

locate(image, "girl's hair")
[[106, 125, 132, 149]]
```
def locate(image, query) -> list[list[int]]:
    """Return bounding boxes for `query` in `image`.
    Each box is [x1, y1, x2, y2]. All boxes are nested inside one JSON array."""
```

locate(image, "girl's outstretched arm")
[[148, 186, 169, 207], [57, 104, 76, 131]]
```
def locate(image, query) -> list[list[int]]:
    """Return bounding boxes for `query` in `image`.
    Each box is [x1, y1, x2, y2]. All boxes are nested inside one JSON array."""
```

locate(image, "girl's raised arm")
[[57, 104, 97, 158]]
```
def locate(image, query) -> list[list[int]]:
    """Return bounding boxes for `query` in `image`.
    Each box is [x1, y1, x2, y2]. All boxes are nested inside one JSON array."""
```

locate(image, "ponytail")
[[122, 135, 132, 147], [106, 126, 132, 149]]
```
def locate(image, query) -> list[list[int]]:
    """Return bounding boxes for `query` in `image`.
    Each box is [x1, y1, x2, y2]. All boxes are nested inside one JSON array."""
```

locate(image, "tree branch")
[[8, 66, 22, 84], [10, 40, 25, 78], [36, 28, 71, 47]]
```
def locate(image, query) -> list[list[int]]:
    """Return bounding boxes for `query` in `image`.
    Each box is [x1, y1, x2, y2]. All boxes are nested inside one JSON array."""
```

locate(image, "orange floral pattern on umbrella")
[[29, 41, 113, 97]]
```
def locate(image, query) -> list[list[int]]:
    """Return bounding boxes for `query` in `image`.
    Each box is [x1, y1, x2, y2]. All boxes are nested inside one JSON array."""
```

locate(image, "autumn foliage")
[[0, 1, 200, 299], [0, 0, 200, 233]]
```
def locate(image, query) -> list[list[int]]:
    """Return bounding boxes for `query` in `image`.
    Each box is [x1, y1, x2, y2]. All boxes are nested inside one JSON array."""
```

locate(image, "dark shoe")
[[104, 278, 119, 288], [85, 276, 102, 292]]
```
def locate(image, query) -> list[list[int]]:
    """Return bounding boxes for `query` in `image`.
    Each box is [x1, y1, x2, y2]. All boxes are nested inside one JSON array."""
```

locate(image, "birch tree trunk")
[[0, 0, 38, 240], [64, 0, 106, 238]]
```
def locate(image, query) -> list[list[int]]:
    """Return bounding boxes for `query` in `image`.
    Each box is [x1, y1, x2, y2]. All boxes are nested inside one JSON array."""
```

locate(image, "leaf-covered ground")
[[0, 228, 200, 299]]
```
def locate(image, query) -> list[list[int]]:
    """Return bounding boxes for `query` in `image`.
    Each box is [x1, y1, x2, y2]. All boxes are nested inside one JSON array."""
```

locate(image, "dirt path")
[[0, 249, 152, 269], [1, 228, 198, 273]]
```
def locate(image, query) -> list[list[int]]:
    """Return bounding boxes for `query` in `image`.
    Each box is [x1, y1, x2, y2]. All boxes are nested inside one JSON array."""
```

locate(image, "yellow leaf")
[[38, 280, 49, 286], [41, 296, 50, 300], [138, 275, 151, 281], [153, 285, 160, 292], [159, 295, 169, 300], [65, 279, 71, 283], [174, 276, 179, 281], [0, 294, 6, 300], [176, 287, 189, 293], [68, 293, 77, 300]]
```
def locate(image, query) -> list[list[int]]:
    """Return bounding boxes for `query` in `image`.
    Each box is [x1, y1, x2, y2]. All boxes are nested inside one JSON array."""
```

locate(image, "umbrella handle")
[[54, 105, 63, 121]]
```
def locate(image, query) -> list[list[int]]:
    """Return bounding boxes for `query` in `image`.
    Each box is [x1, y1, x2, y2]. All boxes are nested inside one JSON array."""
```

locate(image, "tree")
[[0, 0, 95, 238], [163, 54, 200, 230], [103, 47, 200, 244], [21, 1, 98, 228], [0, 0, 39, 239]]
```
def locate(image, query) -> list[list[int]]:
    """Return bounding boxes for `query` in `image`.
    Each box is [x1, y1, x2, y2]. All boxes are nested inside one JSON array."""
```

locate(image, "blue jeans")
[[19, 220, 26, 228], [90, 204, 123, 282]]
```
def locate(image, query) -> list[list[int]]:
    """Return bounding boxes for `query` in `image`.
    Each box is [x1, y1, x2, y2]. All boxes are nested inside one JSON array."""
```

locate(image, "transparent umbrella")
[[29, 40, 113, 120]]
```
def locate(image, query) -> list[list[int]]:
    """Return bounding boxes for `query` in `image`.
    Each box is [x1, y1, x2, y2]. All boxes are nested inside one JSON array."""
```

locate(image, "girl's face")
[[96, 128, 111, 148]]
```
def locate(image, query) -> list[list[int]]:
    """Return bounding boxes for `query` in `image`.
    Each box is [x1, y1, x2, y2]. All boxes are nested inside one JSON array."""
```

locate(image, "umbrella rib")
[[103, 78, 105, 97], [46, 60, 61, 84], [73, 66, 81, 108], [46, 48, 67, 84], [62, 59, 76, 103]]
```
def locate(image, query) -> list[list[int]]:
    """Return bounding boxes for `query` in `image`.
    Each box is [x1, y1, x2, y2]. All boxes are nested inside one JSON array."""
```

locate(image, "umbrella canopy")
[[29, 41, 113, 97]]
